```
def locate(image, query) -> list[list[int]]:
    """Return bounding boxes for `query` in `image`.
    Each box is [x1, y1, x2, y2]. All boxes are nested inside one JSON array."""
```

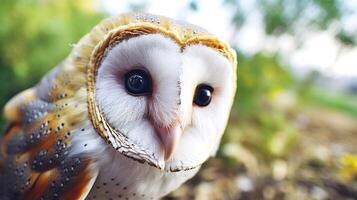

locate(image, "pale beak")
[[156, 124, 182, 161]]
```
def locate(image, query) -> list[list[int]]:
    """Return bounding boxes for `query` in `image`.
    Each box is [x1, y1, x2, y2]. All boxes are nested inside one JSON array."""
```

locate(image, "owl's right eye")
[[124, 69, 152, 96]]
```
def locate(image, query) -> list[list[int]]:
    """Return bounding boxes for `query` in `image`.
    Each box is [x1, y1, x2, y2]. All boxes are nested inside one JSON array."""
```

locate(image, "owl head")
[[74, 13, 237, 171]]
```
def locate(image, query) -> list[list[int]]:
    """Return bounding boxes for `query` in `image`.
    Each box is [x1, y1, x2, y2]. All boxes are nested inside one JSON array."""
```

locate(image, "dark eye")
[[124, 69, 152, 96], [193, 84, 214, 107]]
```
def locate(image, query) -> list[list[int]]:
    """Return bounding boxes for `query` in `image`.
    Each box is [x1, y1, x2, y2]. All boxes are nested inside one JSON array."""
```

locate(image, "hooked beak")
[[156, 124, 182, 161]]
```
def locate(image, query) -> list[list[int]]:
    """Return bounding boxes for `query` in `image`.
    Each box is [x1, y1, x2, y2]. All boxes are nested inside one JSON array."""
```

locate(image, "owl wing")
[[0, 65, 98, 200]]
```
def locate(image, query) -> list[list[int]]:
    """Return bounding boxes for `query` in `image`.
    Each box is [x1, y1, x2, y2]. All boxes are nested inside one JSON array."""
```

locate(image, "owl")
[[0, 13, 237, 199]]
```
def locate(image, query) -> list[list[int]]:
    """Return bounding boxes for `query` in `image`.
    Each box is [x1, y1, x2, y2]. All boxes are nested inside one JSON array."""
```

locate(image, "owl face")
[[85, 14, 237, 171]]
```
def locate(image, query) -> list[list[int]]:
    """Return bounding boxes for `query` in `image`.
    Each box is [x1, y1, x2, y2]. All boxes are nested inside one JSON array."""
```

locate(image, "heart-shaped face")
[[82, 13, 237, 171]]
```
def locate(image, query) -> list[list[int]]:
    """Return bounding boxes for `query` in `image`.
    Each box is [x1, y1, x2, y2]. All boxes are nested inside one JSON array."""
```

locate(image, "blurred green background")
[[0, 0, 356, 199]]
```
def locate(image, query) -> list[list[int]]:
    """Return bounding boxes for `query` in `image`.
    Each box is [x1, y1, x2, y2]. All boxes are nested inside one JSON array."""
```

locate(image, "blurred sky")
[[99, 0, 357, 78]]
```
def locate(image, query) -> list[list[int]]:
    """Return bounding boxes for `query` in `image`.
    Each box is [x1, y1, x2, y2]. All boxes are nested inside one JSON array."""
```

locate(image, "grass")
[[305, 88, 357, 118]]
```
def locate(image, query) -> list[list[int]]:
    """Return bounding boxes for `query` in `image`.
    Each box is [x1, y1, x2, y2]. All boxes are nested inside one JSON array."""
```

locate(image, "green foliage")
[[258, 0, 341, 34], [0, 0, 104, 130], [221, 51, 297, 161], [234, 52, 293, 116], [0, 0, 103, 82], [227, 0, 356, 46], [304, 88, 357, 117], [336, 30, 357, 46]]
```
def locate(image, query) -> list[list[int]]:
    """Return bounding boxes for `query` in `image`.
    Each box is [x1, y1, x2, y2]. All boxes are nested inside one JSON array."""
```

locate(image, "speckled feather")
[[0, 62, 98, 199], [0, 13, 237, 200]]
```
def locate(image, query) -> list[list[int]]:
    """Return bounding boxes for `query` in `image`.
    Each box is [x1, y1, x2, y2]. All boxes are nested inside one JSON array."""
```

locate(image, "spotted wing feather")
[[0, 63, 98, 200]]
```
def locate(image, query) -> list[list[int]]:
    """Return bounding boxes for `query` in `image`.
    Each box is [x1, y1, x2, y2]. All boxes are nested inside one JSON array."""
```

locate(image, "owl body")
[[0, 13, 236, 199]]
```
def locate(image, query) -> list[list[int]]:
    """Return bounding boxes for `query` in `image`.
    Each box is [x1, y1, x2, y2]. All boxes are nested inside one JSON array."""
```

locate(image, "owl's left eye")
[[194, 84, 214, 107], [124, 69, 152, 96]]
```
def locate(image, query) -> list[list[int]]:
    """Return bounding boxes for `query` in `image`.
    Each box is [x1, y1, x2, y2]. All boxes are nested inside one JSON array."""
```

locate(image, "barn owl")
[[0, 13, 237, 199]]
